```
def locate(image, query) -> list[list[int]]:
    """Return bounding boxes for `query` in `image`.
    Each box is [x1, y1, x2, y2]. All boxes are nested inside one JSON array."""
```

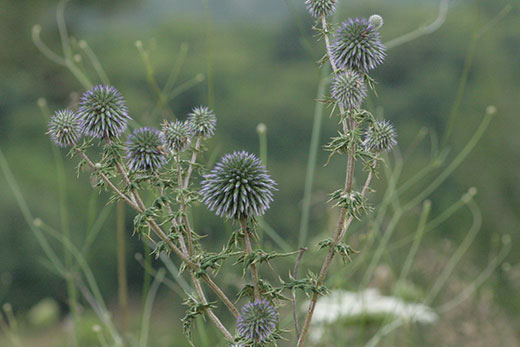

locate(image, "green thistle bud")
[[161, 120, 192, 153], [331, 70, 367, 110], [305, 0, 337, 18], [200, 151, 277, 220], [187, 106, 216, 139], [47, 109, 82, 147], [364, 120, 397, 152], [126, 127, 167, 172]]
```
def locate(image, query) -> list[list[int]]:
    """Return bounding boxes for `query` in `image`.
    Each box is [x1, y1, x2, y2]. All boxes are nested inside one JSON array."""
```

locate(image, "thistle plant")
[[43, 9, 393, 347], [35, 1, 503, 346]]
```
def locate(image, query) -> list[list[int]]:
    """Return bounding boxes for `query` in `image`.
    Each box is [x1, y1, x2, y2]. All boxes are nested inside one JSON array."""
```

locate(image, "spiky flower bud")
[[305, 0, 337, 18], [237, 299, 278, 343], [187, 106, 216, 139], [331, 70, 367, 110], [78, 85, 130, 139], [47, 109, 82, 147], [161, 120, 192, 153], [200, 151, 276, 220], [369, 14, 384, 29], [331, 18, 386, 73], [364, 120, 397, 152], [126, 127, 167, 172]]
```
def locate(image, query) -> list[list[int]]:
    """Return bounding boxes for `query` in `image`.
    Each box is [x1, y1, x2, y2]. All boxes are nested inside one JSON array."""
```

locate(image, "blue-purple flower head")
[[126, 127, 167, 172], [331, 70, 367, 110], [237, 299, 278, 343], [331, 17, 386, 73], [78, 85, 131, 139], [200, 151, 277, 220], [364, 120, 397, 152], [47, 109, 82, 147], [305, 0, 337, 18], [161, 120, 192, 153], [187, 106, 216, 139]]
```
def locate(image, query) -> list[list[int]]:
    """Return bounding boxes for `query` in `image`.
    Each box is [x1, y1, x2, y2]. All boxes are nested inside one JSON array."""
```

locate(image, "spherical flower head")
[[331, 18, 386, 73], [47, 109, 82, 147], [161, 120, 192, 153], [237, 299, 278, 343], [200, 151, 277, 220], [331, 70, 367, 110], [78, 85, 130, 139], [369, 14, 384, 30], [187, 106, 216, 139], [305, 0, 337, 18], [126, 127, 167, 172], [364, 120, 397, 152]]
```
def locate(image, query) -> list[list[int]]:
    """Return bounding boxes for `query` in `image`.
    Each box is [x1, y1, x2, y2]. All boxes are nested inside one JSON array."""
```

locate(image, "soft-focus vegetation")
[[0, 0, 518, 346]]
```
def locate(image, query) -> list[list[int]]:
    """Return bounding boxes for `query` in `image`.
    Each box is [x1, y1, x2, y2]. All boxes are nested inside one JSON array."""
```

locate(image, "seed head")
[[78, 85, 130, 139], [364, 120, 397, 152], [331, 18, 386, 73], [126, 127, 167, 172], [200, 151, 277, 220], [47, 109, 82, 147], [331, 70, 367, 110], [161, 120, 192, 153], [237, 299, 278, 343], [187, 106, 216, 139], [305, 0, 337, 18]]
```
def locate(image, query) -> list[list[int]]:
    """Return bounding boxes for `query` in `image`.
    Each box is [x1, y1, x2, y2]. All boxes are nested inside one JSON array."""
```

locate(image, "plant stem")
[[241, 218, 260, 300], [116, 201, 128, 333], [297, 15, 362, 346]]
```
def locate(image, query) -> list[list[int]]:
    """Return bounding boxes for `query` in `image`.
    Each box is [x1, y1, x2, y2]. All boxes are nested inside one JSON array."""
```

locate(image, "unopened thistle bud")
[[47, 109, 82, 147], [187, 106, 216, 139], [305, 0, 337, 18], [237, 299, 278, 343], [369, 14, 384, 30], [161, 120, 192, 153], [126, 127, 167, 172], [364, 120, 397, 152], [78, 85, 130, 139], [331, 18, 386, 73], [200, 151, 277, 220], [331, 70, 367, 110]]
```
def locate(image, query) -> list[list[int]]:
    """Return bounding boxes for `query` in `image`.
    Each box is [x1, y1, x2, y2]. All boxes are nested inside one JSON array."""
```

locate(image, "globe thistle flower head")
[[78, 85, 130, 139], [126, 127, 167, 172], [305, 0, 337, 18], [161, 120, 192, 153], [331, 70, 367, 110], [331, 18, 386, 73], [364, 120, 397, 152], [200, 151, 277, 220], [187, 106, 216, 139], [47, 109, 82, 147], [369, 14, 384, 29], [237, 299, 278, 343]]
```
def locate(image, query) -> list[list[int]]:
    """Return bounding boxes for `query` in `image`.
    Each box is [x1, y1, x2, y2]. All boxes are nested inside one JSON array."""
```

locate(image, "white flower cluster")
[[306, 288, 438, 342]]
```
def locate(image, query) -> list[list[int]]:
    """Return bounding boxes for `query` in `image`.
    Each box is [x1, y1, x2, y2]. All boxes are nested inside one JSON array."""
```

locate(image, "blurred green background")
[[0, 0, 519, 345]]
